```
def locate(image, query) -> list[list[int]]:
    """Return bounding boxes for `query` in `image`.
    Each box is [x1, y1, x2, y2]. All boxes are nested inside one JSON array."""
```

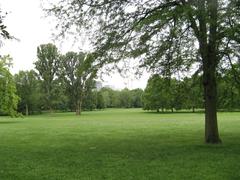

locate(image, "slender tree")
[[35, 43, 59, 112]]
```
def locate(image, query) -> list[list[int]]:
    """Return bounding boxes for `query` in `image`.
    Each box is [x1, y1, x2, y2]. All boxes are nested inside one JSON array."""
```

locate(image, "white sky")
[[0, 0, 149, 90]]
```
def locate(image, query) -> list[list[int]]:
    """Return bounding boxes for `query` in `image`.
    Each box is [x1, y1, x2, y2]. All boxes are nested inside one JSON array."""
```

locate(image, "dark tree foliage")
[[47, 0, 240, 143]]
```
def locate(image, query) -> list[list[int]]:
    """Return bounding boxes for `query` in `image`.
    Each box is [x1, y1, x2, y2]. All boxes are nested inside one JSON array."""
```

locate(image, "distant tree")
[[143, 75, 169, 112], [60, 52, 97, 115], [96, 91, 105, 109], [35, 43, 60, 112], [182, 76, 203, 112], [119, 88, 132, 108], [82, 80, 97, 111], [14, 70, 42, 115], [130, 88, 143, 108], [217, 65, 240, 110], [0, 55, 19, 116]]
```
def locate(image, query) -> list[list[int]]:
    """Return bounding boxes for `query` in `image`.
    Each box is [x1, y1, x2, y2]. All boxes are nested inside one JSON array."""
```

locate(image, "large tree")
[[47, 0, 240, 143], [60, 52, 97, 115], [35, 43, 60, 112]]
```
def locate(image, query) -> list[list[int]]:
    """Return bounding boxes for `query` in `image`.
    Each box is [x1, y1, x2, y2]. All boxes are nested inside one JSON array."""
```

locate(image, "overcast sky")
[[0, 0, 149, 90]]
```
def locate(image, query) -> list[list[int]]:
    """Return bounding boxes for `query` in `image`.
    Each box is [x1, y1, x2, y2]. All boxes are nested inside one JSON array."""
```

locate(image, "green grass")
[[0, 109, 240, 180]]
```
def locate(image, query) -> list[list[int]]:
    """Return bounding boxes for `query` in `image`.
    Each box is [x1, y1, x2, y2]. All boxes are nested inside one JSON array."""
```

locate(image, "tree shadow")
[[141, 111, 205, 114], [0, 121, 21, 124]]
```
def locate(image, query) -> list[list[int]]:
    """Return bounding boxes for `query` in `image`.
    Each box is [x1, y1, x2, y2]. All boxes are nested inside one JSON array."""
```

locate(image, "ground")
[[0, 109, 239, 180]]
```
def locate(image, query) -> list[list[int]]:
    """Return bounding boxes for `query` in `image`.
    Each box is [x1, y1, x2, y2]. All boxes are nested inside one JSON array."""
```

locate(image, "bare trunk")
[[192, 106, 195, 113]]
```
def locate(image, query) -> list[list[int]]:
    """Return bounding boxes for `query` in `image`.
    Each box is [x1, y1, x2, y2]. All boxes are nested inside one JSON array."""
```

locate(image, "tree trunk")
[[25, 104, 29, 116], [192, 106, 195, 113], [76, 100, 80, 115], [196, 0, 221, 144], [157, 108, 159, 113], [76, 93, 83, 116], [202, 46, 221, 143]]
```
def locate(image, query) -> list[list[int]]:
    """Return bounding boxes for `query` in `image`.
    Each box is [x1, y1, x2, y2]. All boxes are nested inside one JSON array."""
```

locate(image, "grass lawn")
[[0, 109, 239, 180]]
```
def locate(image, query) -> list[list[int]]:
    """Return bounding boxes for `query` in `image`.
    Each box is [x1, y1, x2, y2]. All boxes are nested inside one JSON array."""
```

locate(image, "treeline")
[[143, 68, 240, 112], [0, 43, 144, 116], [1, 43, 240, 116]]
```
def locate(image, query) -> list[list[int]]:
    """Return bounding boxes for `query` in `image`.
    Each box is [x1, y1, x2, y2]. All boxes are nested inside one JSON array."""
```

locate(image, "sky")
[[0, 0, 150, 90]]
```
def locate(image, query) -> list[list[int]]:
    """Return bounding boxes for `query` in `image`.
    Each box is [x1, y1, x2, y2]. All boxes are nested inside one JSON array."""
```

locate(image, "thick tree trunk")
[[25, 104, 29, 116], [202, 44, 221, 143], [203, 65, 221, 144], [196, 0, 221, 144]]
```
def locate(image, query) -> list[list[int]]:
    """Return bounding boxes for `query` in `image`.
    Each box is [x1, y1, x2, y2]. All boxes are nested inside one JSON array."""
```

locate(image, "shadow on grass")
[[141, 111, 205, 114], [0, 121, 21, 124]]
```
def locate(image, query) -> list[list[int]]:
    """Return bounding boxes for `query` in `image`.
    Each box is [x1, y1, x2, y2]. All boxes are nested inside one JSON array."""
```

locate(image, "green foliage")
[[0, 55, 19, 116], [143, 74, 203, 112], [217, 65, 240, 110], [60, 51, 97, 114], [47, 0, 239, 74], [35, 43, 60, 111], [98, 87, 143, 109], [14, 70, 43, 115]]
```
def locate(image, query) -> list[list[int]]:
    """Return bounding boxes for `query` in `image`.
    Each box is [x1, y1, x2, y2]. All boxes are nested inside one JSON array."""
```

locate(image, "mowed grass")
[[0, 109, 240, 180]]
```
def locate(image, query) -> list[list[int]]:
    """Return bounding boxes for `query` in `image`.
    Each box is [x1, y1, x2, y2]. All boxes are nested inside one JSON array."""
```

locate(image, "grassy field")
[[0, 109, 239, 180]]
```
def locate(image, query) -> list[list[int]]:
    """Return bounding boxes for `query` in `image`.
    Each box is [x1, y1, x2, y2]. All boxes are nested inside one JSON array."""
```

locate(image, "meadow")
[[0, 109, 239, 180]]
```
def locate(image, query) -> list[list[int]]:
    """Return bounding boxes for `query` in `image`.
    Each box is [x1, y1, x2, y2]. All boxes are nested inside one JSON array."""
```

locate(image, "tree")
[[119, 88, 132, 108], [96, 91, 105, 109], [182, 76, 203, 112], [48, 0, 240, 143], [60, 52, 97, 115], [130, 88, 143, 108], [217, 64, 240, 110], [143, 74, 169, 112], [14, 70, 42, 115], [0, 55, 19, 116], [35, 43, 60, 112]]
